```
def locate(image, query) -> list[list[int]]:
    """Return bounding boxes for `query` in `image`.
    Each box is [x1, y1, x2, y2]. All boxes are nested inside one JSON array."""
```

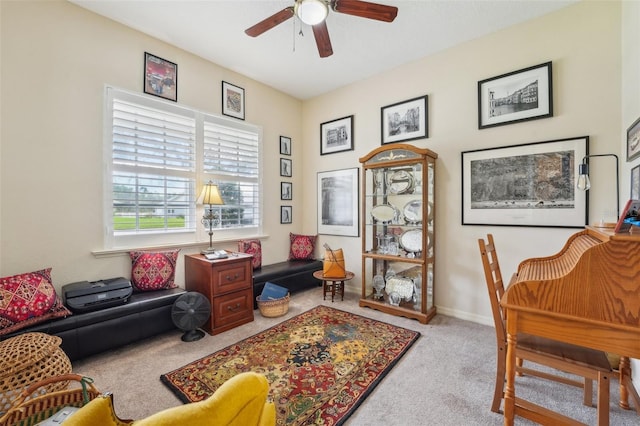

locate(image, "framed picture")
[[478, 61, 553, 129], [320, 115, 354, 155], [632, 165, 640, 200], [144, 52, 177, 102], [281, 182, 292, 200], [461, 136, 589, 228], [280, 206, 292, 224], [222, 81, 245, 120], [280, 158, 292, 177], [317, 168, 359, 237], [280, 136, 291, 156], [627, 116, 640, 162], [381, 95, 428, 144]]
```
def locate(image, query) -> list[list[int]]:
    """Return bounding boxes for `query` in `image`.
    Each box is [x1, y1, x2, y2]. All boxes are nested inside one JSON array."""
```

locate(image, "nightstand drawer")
[[212, 288, 254, 330], [213, 263, 250, 294]]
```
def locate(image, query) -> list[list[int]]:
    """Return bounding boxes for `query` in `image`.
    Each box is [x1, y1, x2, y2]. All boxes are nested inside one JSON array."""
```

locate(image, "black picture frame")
[[461, 136, 589, 228], [627, 116, 640, 162], [317, 168, 360, 237], [281, 182, 292, 200], [280, 136, 291, 156], [143, 52, 177, 102], [320, 115, 354, 155], [478, 61, 553, 129], [381, 95, 428, 144], [280, 158, 292, 177], [222, 81, 245, 120], [280, 206, 292, 224], [632, 165, 640, 200]]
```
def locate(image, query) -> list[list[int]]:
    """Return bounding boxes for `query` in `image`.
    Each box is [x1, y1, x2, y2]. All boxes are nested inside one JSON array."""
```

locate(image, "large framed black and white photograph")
[[461, 136, 589, 228], [317, 168, 359, 237], [478, 61, 553, 129], [320, 115, 354, 155], [627, 116, 640, 162], [381, 95, 428, 144], [631, 165, 640, 200]]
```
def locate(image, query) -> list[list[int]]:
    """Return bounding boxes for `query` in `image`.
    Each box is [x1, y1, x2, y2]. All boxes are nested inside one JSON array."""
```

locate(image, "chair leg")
[[516, 357, 524, 377], [596, 371, 610, 426], [492, 344, 506, 413], [583, 378, 594, 407]]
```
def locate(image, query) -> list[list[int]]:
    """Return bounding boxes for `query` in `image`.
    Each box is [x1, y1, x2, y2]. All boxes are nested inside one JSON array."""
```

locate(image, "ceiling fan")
[[245, 0, 398, 58]]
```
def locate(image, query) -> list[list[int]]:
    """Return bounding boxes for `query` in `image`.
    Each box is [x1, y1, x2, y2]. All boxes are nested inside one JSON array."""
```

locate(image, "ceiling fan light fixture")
[[296, 0, 328, 26]]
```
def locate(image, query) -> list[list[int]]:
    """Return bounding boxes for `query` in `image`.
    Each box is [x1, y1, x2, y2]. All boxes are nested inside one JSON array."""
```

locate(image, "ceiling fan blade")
[[245, 6, 295, 37], [332, 0, 398, 22], [312, 21, 333, 58]]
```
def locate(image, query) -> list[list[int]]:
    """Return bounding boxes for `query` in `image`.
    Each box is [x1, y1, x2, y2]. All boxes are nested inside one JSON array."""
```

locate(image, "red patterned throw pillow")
[[0, 268, 72, 336], [288, 233, 317, 260], [129, 249, 180, 292], [238, 240, 262, 269]]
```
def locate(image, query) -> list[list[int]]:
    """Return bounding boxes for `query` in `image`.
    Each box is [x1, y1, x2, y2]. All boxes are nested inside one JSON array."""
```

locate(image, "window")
[[105, 87, 261, 248]]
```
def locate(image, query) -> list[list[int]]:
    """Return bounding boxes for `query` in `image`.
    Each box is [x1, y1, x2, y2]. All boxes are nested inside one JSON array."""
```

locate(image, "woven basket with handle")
[[0, 373, 101, 426]]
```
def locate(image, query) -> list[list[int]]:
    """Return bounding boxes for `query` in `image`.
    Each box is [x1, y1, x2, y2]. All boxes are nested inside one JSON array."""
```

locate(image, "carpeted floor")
[[160, 305, 420, 425], [73, 286, 640, 425]]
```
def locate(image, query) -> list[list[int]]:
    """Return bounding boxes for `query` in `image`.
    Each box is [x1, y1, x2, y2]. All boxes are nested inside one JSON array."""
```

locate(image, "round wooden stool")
[[313, 270, 354, 302]]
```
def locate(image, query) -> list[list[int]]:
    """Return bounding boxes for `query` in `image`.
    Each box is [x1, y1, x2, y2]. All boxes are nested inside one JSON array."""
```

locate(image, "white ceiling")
[[69, 0, 577, 100]]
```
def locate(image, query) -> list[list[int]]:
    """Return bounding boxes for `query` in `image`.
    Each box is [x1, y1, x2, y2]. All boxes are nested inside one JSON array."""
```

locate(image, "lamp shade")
[[197, 182, 224, 205], [296, 0, 329, 25]]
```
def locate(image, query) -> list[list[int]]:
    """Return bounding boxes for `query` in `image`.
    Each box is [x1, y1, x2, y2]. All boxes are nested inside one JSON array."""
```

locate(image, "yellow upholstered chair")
[[63, 372, 275, 426]]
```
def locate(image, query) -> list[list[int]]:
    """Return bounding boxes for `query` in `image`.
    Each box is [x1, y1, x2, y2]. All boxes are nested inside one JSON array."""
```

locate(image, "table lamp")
[[198, 181, 224, 254]]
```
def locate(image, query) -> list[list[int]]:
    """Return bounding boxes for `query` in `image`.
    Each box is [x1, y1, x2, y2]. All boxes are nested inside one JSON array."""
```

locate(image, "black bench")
[[2, 287, 185, 361], [252, 260, 323, 308]]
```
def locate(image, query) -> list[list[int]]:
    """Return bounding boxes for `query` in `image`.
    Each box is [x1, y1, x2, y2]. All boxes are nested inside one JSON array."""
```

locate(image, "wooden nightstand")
[[184, 253, 254, 335]]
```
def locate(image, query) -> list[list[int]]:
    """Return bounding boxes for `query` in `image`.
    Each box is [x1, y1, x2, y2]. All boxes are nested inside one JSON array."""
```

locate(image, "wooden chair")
[[478, 234, 613, 423]]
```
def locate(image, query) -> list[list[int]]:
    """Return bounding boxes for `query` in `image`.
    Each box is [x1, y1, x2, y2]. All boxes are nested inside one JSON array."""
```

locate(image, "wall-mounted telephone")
[[204, 250, 228, 260]]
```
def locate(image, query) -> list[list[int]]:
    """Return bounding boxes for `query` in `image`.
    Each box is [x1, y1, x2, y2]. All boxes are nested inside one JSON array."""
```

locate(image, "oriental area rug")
[[160, 305, 420, 425]]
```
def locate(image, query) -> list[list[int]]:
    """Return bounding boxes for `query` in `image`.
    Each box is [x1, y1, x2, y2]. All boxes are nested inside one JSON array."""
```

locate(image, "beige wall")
[[621, 0, 640, 389], [301, 0, 623, 324], [0, 0, 302, 287], [0, 1, 633, 328]]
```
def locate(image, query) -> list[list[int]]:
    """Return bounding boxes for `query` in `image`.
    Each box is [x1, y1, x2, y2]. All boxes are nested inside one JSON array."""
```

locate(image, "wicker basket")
[[0, 374, 100, 426], [256, 293, 290, 318], [0, 333, 72, 414]]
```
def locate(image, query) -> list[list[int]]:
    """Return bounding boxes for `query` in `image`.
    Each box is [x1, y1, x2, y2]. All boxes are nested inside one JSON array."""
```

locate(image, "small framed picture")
[[320, 115, 354, 155], [632, 165, 640, 200], [144, 52, 177, 102], [280, 158, 292, 177], [280, 136, 291, 156], [222, 81, 245, 120], [280, 206, 292, 224], [281, 182, 292, 200], [478, 61, 553, 129], [381, 95, 428, 144], [627, 116, 640, 162]]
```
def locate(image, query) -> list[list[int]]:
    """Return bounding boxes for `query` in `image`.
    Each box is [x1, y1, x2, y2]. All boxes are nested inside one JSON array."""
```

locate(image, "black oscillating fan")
[[171, 292, 211, 342]]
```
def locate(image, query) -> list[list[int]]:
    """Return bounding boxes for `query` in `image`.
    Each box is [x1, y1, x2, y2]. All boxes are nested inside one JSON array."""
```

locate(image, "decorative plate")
[[371, 204, 397, 224], [386, 169, 414, 194], [399, 229, 422, 253], [403, 200, 422, 224]]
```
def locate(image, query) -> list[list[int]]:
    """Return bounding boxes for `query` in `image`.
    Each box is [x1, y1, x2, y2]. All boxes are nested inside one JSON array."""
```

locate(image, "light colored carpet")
[[74, 286, 639, 425]]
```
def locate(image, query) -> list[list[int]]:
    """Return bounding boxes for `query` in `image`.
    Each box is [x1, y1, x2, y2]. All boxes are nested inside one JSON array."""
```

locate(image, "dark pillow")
[[129, 249, 180, 291], [288, 233, 317, 260], [0, 268, 72, 336], [238, 239, 262, 269]]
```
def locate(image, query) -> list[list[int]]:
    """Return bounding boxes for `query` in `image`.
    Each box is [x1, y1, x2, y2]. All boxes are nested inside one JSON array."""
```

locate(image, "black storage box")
[[62, 277, 133, 313]]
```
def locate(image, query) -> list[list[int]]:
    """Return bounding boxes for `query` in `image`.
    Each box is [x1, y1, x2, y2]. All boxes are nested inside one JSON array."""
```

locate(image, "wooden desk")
[[313, 270, 354, 302], [501, 226, 640, 425]]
